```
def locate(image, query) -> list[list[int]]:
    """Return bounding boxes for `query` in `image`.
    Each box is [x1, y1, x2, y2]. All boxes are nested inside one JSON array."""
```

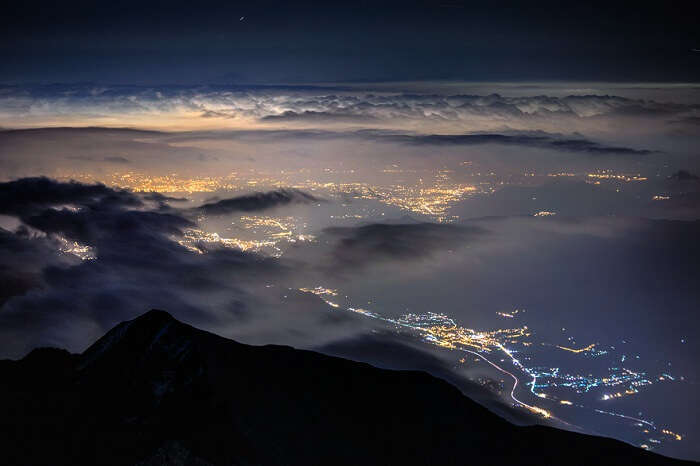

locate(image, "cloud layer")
[[1, 84, 698, 135], [0, 178, 353, 358]]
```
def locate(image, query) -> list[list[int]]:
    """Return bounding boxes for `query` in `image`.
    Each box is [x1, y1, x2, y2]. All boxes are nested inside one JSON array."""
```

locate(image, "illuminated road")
[[305, 288, 554, 419], [461, 347, 551, 419], [298, 285, 684, 452]]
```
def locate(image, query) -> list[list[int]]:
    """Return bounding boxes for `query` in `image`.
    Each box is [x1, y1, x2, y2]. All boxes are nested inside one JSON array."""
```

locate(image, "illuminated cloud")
[[1, 84, 698, 134]]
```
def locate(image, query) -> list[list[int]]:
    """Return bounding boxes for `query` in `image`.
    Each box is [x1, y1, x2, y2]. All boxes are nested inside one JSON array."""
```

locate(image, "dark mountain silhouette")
[[0, 310, 693, 465]]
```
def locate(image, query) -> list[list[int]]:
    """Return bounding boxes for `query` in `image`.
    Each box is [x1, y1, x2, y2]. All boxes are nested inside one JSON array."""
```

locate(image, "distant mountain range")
[[0, 310, 693, 465]]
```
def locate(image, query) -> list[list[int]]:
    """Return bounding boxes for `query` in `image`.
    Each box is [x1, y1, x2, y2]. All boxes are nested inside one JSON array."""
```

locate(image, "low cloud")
[[103, 156, 130, 164], [319, 222, 485, 269], [0, 179, 361, 358], [0, 226, 76, 306], [372, 132, 655, 155], [669, 170, 700, 181], [193, 189, 319, 216], [0, 177, 141, 217]]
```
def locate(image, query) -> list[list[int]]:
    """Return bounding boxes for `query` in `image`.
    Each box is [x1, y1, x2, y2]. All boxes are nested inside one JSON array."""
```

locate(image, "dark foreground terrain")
[[0, 310, 693, 465]]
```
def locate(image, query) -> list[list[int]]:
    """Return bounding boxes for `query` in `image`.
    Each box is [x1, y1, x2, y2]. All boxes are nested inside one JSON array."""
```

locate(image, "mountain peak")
[[137, 308, 176, 322], [129, 308, 178, 334], [78, 309, 189, 372]]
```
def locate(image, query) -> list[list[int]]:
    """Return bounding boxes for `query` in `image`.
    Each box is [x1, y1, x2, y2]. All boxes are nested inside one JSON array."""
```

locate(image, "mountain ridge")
[[0, 309, 693, 465]]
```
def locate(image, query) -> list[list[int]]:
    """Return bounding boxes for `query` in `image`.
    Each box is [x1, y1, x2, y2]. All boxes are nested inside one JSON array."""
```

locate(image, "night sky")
[[2, 0, 700, 84], [1, 0, 700, 462]]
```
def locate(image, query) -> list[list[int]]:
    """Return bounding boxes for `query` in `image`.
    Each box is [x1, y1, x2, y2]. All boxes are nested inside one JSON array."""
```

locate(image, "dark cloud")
[[0, 178, 190, 253], [24, 207, 193, 248], [0, 177, 141, 217], [0, 226, 74, 306], [0, 126, 161, 136], [375, 133, 655, 156], [140, 192, 189, 203], [193, 189, 319, 216], [321, 222, 485, 269], [261, 110, 379, 122], [669, 170, 700, 181], [66, 155, 130, 164], [671, 116, 700, 126], [151, 127, 655, 158], [103, 156, 130, 164]]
